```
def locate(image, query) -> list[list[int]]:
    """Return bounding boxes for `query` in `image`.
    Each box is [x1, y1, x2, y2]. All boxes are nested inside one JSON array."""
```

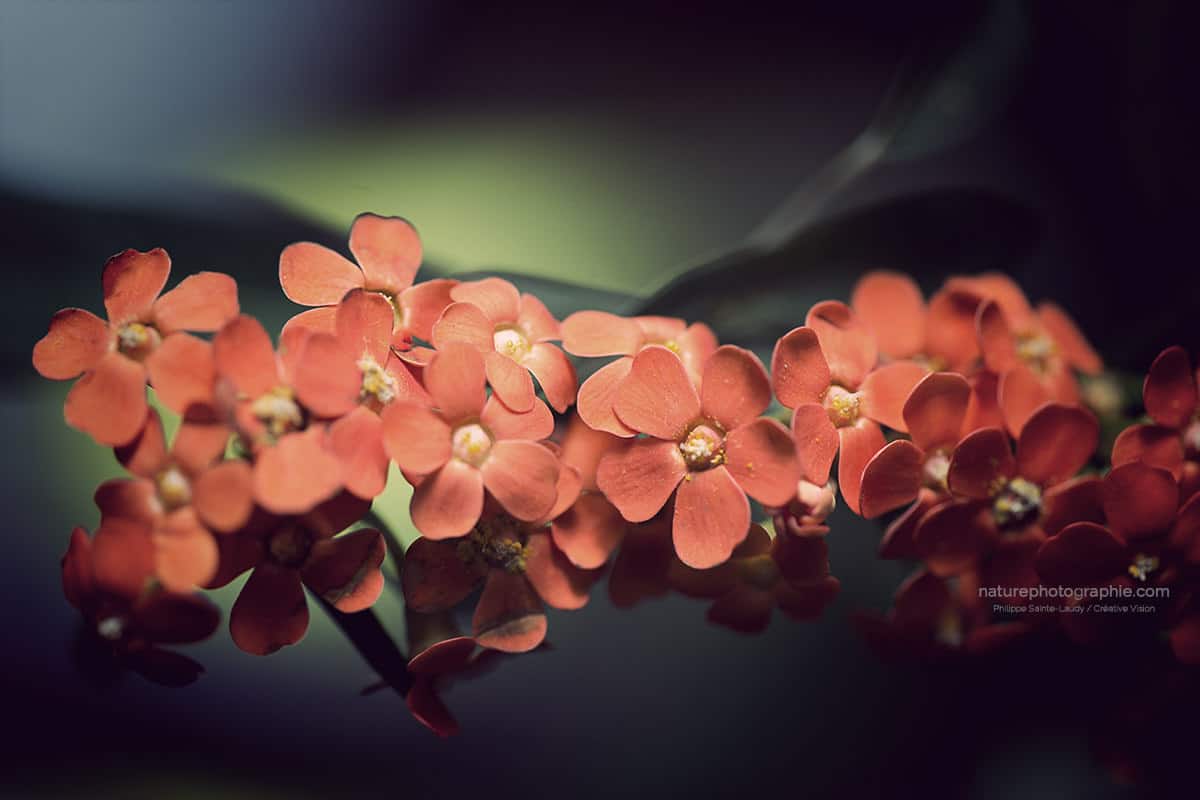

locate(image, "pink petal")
[[1015, 403, 1098, 487], [805, 300, 877, 389], [472, 570, 547, 653], [1035, 522, 1125, 585], [153, 272, 239, 334], [559, 413, 624, 490], [859, 360, 928, 432], [302, 528, 386, 612], [858, 439, 924, 519], [398, 278, 458, 343], [155, 508, 219, 591], [481, 394, 553, 442], [424, 342, 487, 421], [1041, 475, 1104, 536], [724, 417, 801, 507], [523, 531, 592, 610], [348, 213, 421, 295], [411, 460, 485, 539], [546, 461, 583, 521], [451, 277, 520, 324], [925, 286, 982, 371], [32, 308, 112, 380], [145, 332, 215, 416], [595, 438, 687, 522], [976, 299, 1018, 373], [335, 288, 394, 365], [551, 493, 626, 569], [278, 242, 363, 306], [770, 326, 831, 408], [91, 517, 157, 597], [1101, 462, 1179, 540], [484, 350, 536, 413], [850, 270, 926, 359], [998, 362, 1050, 437], [1144, 346, 1197, 429], [102, 248, 171, 325], [62, 527, 95, 610], [948, 427, 1015, 499], [561, 310, 641, 356], [230, 564, 309, 655], [402, 537, 482, 612], [575, 357, 637, 437], [613, 345, 700, 440], [64, 351, 148, 446], [913, 500, 993, 575], [380, 401, 452, 475], [962, 369, 1005, 434], [328, 407, 390, 499], [115, 408, 169, 478], [1112, 423, 1184, 480], [790, 403, 839, 485], [837, 419, 886, 515], [699, 345, 771, 431], [672, 465, 750, 568], [289, 333, 361, 419], [903, 371, 971, 451], [192, 460, 255, 533], [281, 306, 338, 341], [94, 477, 158, 527], [212, 315, 280, 397], [517, 293, 561, 342], [1037, 302, 1102, 375], [431, 301, 493, 351], [480, 440, 560, 521], [253, 428, 343, 514], [522, 341, 578, 413], [878, 488, 940, 560]]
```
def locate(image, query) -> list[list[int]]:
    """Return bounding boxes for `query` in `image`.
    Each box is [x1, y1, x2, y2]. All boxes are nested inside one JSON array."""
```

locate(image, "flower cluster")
[[36, 218, 1199, 735]]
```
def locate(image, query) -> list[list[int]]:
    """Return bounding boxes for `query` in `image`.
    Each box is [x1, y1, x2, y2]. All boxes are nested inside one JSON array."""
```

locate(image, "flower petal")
[[576, 357, 637, 437], [62, 527, 95, 610], [976, 299, 1018, 373], [998, 363, 1050, 437], [302, 528, 386, 612], [431, 301, 493, 351], [381, 401, 453, 474], [289, 333, 362, 419], [1170, 616, 1200, 665], [212, 315, 280, 397], [398, 278, 458, 343], [402, 537, 482, 612], [724, 417, 801, 507], [546, 461, 582, 521], [859, 361, 928, 432], [518, 293, 561, 342], [1041, 475, 1104, 536], [94, 477, 158, 526], [1015, 403, 1098, 487], [155, 508, 219, 591], [279, 242, 363, 306], [699, 345, 771, 431], [451, 277, 520, 324], [484, 351, 536, 413], [172, 409, 232, 473], [1101, 462, 1179, 539], [962, 369, 1005, 434], [328, 406, 390, 499], [522, 342, 577, 413], [102, 248, 171, 324], [805, 300, 877, 389], [335, 288, 394, 365], [145, 332, 215, 415], [859, 439, 924, 519], [523, 531, 592, 610], [115, 408, 169, 478], [253, 428, 343, 514], [472, 570, 547, 653], [850, 270, 926, 360], [153, 272, 239, 334], [551, 493, 626, 569], [878, 488, 940, 560], [411, 459, 485, 539], [559, 413, 623, 490], [424, 342, 488, 421], [92, 517, 156, 597], [281, 306, 339, 345], [837, 419, 886, 515], [32, 308, 112, 380], [480, 440, 559, 521], [192, 459, 254, 533], [771, 326, 831, 408], [951, 273, 1033, 329], [673, 465, 750, 568], [1143, 345, 1197, 429], [65, 351, 148, 446], [135, 590, 221, 645], [614, 345, 700, 440], [348, 213, 421, 295], [790, 403, 838, 485], [230, 564, 309, 655], [1037, 302, 1101, 375], [1035, 522, 1126, 586], [904, 371, 971, 451], [913, 500, 993, 575], [1112, 423, 1184, 480], [561, 310, 641, 356], [925, 286, 982, 371], [707, 585, 773, 633], [596, 439, 687, 522], [948, 427, 1015, 499], [481, 394, 553, 442]]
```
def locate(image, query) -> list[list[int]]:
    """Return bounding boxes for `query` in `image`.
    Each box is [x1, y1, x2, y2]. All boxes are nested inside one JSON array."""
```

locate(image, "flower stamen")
[[358, 355, 398, 410], [452, 423, 493, 467], [493, 327, 531, 361], [824, 385, 861, 428], [991, 476, 1042, 531], [155, 465, 191, 511], [1127, 553, 1159, 582], [679, 423, 725, 470], [251, 386, 305, 439]]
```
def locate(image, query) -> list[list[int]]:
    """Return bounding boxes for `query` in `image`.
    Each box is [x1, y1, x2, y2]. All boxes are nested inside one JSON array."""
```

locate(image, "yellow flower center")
[[460, 515, 529, 573], [935, 608, 965, 648], [824, 385, 861, 428], [452, 423, 493, 467], [268, 524, 313, 568], [923, 451, 951, 490], [1184, 419, 1200, 455], [679, 423, 725, 470], [116, 322, 160, 361], [358, 355, 398, 410], [97, 616, 126, 641], [250, 385, 304, 439], [155, 465, 191, 511], [991, 476, 1042, 531], [1127, 553, 1159, 582], [493, 327, 530, 361], [738, 554, 781, 590], [1016, 333, 1056, 372]]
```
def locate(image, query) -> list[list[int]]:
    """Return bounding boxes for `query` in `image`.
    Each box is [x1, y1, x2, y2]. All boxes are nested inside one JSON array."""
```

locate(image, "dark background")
[[2, 1, 1197, 797]]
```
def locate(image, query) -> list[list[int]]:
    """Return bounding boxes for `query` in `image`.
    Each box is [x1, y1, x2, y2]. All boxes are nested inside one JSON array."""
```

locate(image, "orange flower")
[[279, 213, 456, 350], [32, 248, 239, 445], [94, 409, 253, 591], [428, 277, 578, 413], [62, 526, 220, 685], [596, 345, 801, 568], [1113, 346, 1200, 486], [206, 492, 385, 655], [771, 301, 928, 514], [548, 414, 628, 569], [381, 342, 559, 539], [560, 312, 717, 435], [212, 314, 344, 515]]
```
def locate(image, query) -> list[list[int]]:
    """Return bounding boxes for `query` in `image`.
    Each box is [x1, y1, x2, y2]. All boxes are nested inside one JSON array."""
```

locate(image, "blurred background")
[[2, 1, 1198, 797]]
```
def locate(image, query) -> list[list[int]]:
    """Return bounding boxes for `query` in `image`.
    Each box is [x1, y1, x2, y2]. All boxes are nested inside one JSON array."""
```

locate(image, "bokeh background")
[[3, 1, 1198, 797]]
